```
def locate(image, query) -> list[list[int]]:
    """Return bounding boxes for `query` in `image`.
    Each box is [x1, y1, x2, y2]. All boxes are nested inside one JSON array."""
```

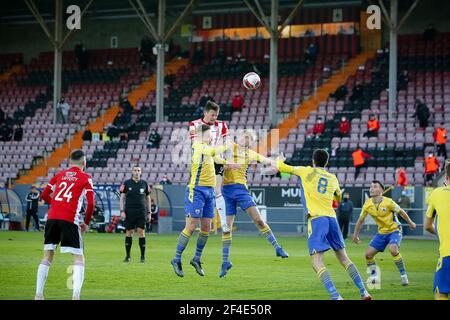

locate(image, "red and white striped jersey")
[[189, 118, 229, 146], [42, 166, 95, 225]]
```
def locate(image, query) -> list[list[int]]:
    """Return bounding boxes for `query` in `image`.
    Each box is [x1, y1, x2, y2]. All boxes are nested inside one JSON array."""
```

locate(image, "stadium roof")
[[1, 0, 362, 22]]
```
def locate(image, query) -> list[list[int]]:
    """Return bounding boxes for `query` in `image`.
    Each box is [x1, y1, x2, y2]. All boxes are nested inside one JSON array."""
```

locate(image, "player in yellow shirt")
[[352, 180, 416, 286], [425, 161, 450, 300], [216, 130, 288, 278], [171, 124, 232, 278], [276, 149, 371, 300]]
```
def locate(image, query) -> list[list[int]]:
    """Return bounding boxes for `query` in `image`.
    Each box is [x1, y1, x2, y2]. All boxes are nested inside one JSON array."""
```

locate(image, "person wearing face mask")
[[337, 193, 354, 240]]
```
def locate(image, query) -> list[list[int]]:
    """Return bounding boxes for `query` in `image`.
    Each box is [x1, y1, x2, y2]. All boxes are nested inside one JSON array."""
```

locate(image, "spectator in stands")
[[13, 107, 26, 124], [352, 145, 372, 179], [304, 43, 318, 64], [232, 52, 247, 76], [350, 81, 364, 103], [363, 114, 380, 138], [56, 97, 70, 124], [12, 124, 23, 141], [411, 99, 430, 129], [25, 186, 41, 232], [0, 122, 12, 141], [113, 111, 126, 128], [397, 70, 409, 91], [231, 92, 244, 113], [191, 45, 205, 65], [160, 175, 172, 185], [330, 82, 348, 101], [164, 70, 176, 88], [82, 129, 92, 141], [107, 125, 120, 141], [304, 29, 315, 37], [434, 123, 448, 159], [337, 192, 354, 240], [397, 167, 408, 188], [423, 23, 437, 41], [119, 131, 128, 141], [338, 116, 351, 137], [338, 25, 346, 35], [425, 152, 440, 186], [212, 48, 226, 68], [312, 117, 325, 139], [0, 108, 4, 124], [147, 129, 161, 149], [348, 25, 356, 35], [120, 96, 133, 124]]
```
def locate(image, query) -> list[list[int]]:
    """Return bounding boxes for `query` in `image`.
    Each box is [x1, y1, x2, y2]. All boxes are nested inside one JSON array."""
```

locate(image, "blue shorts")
[[184, 186, 216, 219], [307, 216, 345, 255], [369, 230, 402, 252], [222, 184, 256, 216], [434, 256, 450, 295]]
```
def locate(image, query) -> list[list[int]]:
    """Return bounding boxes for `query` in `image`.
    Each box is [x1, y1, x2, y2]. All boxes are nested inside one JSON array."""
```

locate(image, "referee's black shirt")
[[120, 179, 151, 214]]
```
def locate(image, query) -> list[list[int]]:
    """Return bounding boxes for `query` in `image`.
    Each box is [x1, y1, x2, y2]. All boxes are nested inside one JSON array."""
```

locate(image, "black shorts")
[[44, 219, 83, 255], [124, 211, 147, 230], [214, 164, 224, 176]]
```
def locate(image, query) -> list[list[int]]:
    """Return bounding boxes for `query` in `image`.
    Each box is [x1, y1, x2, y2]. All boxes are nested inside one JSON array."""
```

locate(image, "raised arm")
[[397, 208, 416, 230]]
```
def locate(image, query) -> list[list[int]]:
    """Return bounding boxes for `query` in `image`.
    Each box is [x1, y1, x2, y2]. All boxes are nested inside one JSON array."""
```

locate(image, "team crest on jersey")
[[140, 188, 145, 193], [382, 207, 387, 212], [66, 172, 76, 177], [195, 209, 201, 214]]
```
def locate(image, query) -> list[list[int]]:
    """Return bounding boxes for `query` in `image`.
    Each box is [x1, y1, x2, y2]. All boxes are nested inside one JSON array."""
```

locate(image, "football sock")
[[139, 237, 146, 258], [258, 225, 281, 250], [222, 232, 232, 263], [174, 228, 192, 263], [125, 236, 132, 258], [216, 195, 227, 228], [317, 267, 341, 300], [393, 253, 406, 276], [72, 261, 85, 299], [345, 262, 367, 296], [36, 260, 51, 297], [366, 257, 377, 275], [193, 230, 209, 262]]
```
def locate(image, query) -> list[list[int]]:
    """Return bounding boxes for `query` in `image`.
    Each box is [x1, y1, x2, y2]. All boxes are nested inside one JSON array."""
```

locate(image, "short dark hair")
[[132, 165, 141, 170], [204, 101, 219, 113], [313, 149, 329, 167], [372, 180, 385, 190], [70, 149, 85, 162]]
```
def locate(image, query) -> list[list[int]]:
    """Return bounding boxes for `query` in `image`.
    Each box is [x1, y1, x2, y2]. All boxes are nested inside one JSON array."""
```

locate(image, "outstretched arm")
[[397, 208, 416, 230], [352, 215, 366, 244]]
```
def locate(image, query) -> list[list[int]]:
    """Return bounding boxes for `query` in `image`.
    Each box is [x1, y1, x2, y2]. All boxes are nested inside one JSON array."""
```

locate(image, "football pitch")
[[0, 231, 439, 300]]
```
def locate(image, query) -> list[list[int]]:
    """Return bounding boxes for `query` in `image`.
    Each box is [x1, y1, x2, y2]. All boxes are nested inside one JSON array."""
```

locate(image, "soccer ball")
[[242, 72, 261, 90]]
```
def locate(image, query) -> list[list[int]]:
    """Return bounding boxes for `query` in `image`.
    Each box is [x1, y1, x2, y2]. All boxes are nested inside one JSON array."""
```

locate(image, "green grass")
[[0, 231, 439, 300]]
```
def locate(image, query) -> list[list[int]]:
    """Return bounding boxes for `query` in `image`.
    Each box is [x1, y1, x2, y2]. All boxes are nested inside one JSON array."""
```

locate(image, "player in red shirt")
[[35, 150, 95, 300], [189, 101, 231, 232]]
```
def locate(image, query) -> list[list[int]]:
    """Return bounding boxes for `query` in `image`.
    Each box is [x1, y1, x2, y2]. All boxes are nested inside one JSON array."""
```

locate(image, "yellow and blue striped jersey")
[[277, 160, 341, 218], [220, 144, 268, 187], [188, 142, 228, 189], [426, 186, 450, 258], [360, 197, 401, 234]]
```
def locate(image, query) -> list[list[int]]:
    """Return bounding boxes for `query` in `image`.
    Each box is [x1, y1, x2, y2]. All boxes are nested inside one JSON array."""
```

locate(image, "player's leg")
[[190, 188, 215, 276], [124, 226, 134, 262], [60, 221, 86, 300], [71, 254, 85, 300], [335, 249, 371, 299], [388, 231, 408, 285], [35, 250, 54, 300], [311, 252, 342, 300], [171, 216, 197, 277], [308, 217, 342, 300], [365, 246, 380, 276], [220, 214, 235, 278], [36, 219, 59, 300], [215, 171, 229, 232], [366, 233, 387, 276], [137, 226, 146, 263], [246, 206, 288, 258], [328, 217, 371, 299]]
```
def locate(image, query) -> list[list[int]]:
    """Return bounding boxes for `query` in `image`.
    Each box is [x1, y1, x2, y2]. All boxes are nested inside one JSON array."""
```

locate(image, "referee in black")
[[25, 185, 41, 231], [120, 165, 152, 263]]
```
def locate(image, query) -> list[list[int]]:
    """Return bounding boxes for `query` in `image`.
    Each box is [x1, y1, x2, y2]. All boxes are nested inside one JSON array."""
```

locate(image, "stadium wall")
[[0, 16, 188, 63], [382, 0, 450, 43]]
